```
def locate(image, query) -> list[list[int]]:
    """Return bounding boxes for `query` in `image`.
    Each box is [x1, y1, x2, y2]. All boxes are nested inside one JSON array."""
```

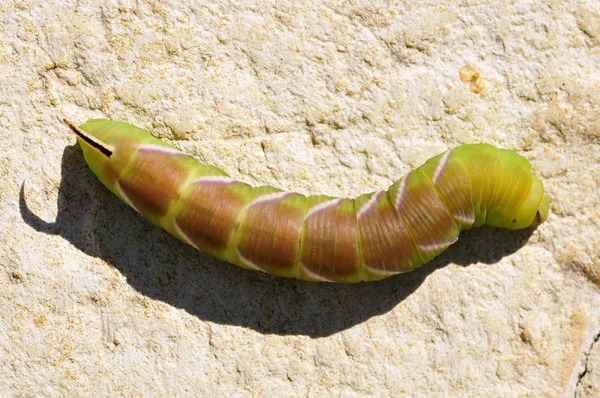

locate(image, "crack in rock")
[[575, 327, 600, 396]]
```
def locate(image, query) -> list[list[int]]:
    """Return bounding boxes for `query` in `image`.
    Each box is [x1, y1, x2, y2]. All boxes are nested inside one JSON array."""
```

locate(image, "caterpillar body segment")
[[66, 119, 549, 283]]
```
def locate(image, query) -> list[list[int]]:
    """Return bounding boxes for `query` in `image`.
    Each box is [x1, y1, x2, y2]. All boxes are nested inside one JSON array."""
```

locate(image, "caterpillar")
[[64, 119, 549, 283]]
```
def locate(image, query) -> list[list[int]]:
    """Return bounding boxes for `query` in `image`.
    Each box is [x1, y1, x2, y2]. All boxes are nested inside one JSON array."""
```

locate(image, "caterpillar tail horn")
[[63, 119, 114, 157]]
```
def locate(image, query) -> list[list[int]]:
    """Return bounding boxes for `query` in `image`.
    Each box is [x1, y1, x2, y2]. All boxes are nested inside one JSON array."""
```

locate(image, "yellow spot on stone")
[[459, 64, 479, 83], [470, 77, 486, 94], [459, 64, 486, 94]]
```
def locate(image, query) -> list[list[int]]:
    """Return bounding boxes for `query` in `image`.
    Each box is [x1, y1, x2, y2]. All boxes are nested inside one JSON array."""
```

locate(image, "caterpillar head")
[[487, 174, 550, 230], [510, 174, 549, 228]]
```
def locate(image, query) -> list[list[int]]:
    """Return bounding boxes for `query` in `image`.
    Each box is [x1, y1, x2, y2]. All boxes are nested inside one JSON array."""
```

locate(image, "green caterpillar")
[[65, 119, 549, 283]]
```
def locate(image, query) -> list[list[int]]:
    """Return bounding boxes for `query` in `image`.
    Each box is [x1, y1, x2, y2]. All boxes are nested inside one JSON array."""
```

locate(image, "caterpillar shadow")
[[20, 144, 536, 337]]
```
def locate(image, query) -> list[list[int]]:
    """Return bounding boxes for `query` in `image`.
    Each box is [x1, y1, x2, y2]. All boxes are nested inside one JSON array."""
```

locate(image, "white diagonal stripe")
[[115, 182, 141, 215], [174, 222, 201, 250], [364, 265, 406, 277], [305, 197, 345, 219], [357, 191, 384, 221], [453, 212, 475, 225], [298, 263, 335, 282], [193, 176, 238, 185], [237, 251, 263, 271], [418, 236, 459, 252], [138, 144, 189, 156], [432, 150, 451, 184], [249, 191, 292, 207], [393, 175, 409, 211]]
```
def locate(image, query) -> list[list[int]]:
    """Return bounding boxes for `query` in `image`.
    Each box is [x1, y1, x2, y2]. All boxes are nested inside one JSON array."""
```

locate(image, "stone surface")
[[1, 0, 599, 396], [577, 332, 600, 397]]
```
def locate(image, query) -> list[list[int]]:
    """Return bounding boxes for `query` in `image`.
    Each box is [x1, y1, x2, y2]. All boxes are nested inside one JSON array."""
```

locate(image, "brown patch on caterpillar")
[[299, 197, 361, 282], [459, 65, 486, 94], [117, 150, 191, 218], [355, 190, 420, 277], [235, 191, 306, 278], [63, 119, 114, 157], [392, 172, 460, 264], [176, 180, 252, 253]]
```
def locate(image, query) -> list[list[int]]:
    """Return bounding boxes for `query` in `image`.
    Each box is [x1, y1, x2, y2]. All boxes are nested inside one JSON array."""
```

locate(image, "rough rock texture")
[[1, 0, 599, 396], [577, 332, 600, 397]]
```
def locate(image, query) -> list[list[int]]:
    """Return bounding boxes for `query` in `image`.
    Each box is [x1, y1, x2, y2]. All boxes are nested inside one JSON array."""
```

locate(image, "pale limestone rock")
[[577, 333, 600, 397], [1, 0, 599, 396]]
